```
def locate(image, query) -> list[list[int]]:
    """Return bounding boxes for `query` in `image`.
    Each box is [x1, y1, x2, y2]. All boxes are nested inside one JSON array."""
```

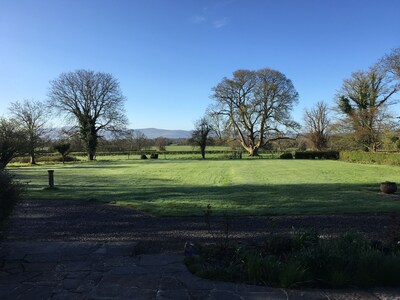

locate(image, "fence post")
[[48, 170, 54, 188]]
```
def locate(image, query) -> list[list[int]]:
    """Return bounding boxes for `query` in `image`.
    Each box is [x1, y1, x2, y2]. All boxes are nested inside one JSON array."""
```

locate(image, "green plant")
[[384, 213, 400, 252], [185, 230, 400, 289], [0, 169, 23, 233], [293, 229, 319, 250], [278, 260, 308, 288], [244, 251, 266, 284], [264, 234, 295, 256]]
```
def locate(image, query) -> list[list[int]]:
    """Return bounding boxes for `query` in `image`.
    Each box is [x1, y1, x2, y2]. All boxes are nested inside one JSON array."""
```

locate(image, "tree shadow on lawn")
[[29, 182, 400, 216]]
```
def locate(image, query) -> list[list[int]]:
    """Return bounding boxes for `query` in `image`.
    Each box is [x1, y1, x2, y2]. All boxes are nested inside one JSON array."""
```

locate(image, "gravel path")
[[4, 199, 394, 253]]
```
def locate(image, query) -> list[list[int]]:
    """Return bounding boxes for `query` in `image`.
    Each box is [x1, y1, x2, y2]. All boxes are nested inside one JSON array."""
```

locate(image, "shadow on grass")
[[24, 182, 400, 216]]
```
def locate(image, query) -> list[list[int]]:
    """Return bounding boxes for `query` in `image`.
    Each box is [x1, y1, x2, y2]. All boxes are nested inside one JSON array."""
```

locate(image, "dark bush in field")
[[0, 169, 22, 225], [279, 153, 293, 159], [294, 151, 339, 160]]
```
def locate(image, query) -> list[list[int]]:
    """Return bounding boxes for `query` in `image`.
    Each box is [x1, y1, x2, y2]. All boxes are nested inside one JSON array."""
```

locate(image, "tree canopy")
[[9, 100, 48, 164], [211, 68, 299, 156], [48, 70, 128, 160], [190, 117, 213, 159], [0, 118, 27, 169], [303, 101, 330, 151], [337, 66, 399, 151]]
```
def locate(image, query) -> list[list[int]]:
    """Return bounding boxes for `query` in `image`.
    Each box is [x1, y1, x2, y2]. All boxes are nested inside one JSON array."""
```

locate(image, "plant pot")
[[380, 182, 397, 194]]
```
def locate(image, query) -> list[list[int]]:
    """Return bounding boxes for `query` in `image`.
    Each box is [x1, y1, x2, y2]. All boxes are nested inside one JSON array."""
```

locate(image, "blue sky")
[[0, 0, 399, 130]]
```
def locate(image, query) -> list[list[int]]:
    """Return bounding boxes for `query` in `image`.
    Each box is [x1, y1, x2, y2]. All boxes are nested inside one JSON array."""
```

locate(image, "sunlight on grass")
[[8, 159, 400, 216]]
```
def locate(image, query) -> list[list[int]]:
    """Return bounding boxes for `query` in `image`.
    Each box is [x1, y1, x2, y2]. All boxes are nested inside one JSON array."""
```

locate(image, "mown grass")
[[8, 159, 400, 216]]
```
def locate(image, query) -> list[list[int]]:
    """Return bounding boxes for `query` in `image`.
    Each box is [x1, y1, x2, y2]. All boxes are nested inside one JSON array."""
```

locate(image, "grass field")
[[9, 159, 400, 216]]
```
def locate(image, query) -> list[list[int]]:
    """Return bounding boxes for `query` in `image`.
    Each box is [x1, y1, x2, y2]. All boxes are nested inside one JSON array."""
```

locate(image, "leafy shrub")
[[0, 169, 23, 227], [278, 260, 308, 288], [279, 152, 293, 159], [294, 151, 339, 160], [340, 151, 400, 166], [264, 234, 295, 255], [185, 230, 400, 288]]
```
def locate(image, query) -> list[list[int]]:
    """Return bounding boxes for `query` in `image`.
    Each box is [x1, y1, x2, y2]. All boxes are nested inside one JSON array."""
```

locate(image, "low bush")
[[0, 169, 23, 232], [340, 151, 400, 166], [294, 151, 339, 160], [185, 231, 400, 288]]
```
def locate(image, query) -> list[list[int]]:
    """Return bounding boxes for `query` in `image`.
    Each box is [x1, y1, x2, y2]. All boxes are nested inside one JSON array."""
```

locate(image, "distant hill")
[[46, 127, 192, 140], [134, 128, 192, 139]]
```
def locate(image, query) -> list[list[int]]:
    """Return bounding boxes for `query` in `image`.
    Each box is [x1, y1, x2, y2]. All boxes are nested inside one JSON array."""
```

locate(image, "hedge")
[[339, 151, 400, 166], [280, 153, 293, 159], [294, 151, 339, 160]]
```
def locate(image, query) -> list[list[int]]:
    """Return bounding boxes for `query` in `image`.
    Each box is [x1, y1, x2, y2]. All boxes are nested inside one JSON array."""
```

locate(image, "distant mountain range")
[[47, 127, 192, 140], [134, 128, 192, 139]]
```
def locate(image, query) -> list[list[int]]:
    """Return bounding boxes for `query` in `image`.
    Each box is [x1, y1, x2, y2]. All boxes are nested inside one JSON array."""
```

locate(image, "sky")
[[0, 0, 399, 130]]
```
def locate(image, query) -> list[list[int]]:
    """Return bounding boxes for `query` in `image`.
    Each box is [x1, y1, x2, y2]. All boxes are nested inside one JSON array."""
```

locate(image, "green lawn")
[[8, 159, 400, 216]]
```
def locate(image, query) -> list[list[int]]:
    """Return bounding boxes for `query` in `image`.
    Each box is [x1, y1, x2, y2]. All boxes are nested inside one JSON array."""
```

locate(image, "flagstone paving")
[[1, 200, 399, 299], [2, 241, 400, 300]]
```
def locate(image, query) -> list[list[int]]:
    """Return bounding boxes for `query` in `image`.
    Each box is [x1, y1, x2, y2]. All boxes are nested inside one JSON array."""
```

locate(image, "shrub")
[[0, 169, 23, 229], [264, 234, 295, 255], [279, 152, 293, 159], [185, 230, 400, 288], [340, 151, 400, 166], [294, 151, 339, 160]]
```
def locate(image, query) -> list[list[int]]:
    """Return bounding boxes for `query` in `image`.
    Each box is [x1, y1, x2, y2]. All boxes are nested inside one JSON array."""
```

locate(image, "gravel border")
[[3, 199, 396, 254]]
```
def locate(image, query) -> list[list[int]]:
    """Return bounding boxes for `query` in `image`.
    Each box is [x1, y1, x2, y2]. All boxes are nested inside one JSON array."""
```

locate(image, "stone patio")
[[1, 241, 399, 299]]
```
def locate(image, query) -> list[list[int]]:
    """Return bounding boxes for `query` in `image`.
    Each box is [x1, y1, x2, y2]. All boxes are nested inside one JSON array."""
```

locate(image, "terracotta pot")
[[380, 182, 397, 194]]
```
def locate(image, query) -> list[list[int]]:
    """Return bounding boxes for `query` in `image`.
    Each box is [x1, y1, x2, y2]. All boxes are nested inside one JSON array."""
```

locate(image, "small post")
[[48, 170, 54, 189]]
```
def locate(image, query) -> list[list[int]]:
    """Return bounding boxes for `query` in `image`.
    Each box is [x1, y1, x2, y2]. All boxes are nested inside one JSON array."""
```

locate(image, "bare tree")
[[0, 118, 27, 169], [382, 47, 400, 79], [48, 70, 128, 160], [190, 117, 213, 159], [303, 101, 330, 150], [9, 100, 49, 164], [154, 137, 169, 151], [336, 65, 399, 151], [211, 68, 299, 156], [132, 131, 148, 151], [206, 108, 229, 144]]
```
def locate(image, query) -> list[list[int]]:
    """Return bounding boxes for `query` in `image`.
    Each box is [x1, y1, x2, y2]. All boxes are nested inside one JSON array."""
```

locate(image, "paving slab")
[[1, 240, 399, 299], [1, 199, 400, 299]]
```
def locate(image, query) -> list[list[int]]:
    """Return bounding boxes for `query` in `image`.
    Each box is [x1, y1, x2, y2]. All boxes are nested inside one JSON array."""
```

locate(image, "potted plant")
[[380, 181, 397, 194]]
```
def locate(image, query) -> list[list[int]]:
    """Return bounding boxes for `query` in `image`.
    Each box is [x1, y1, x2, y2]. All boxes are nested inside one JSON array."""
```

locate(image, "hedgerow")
[[340, 151, 400, 166]]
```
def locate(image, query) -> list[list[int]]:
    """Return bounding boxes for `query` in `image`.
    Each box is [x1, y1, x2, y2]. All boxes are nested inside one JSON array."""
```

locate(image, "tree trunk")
[[30, 152, 36, 164], [80, 121, 98, 161], [248, 147, 259, 156], [200, 145, 206, 159]]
